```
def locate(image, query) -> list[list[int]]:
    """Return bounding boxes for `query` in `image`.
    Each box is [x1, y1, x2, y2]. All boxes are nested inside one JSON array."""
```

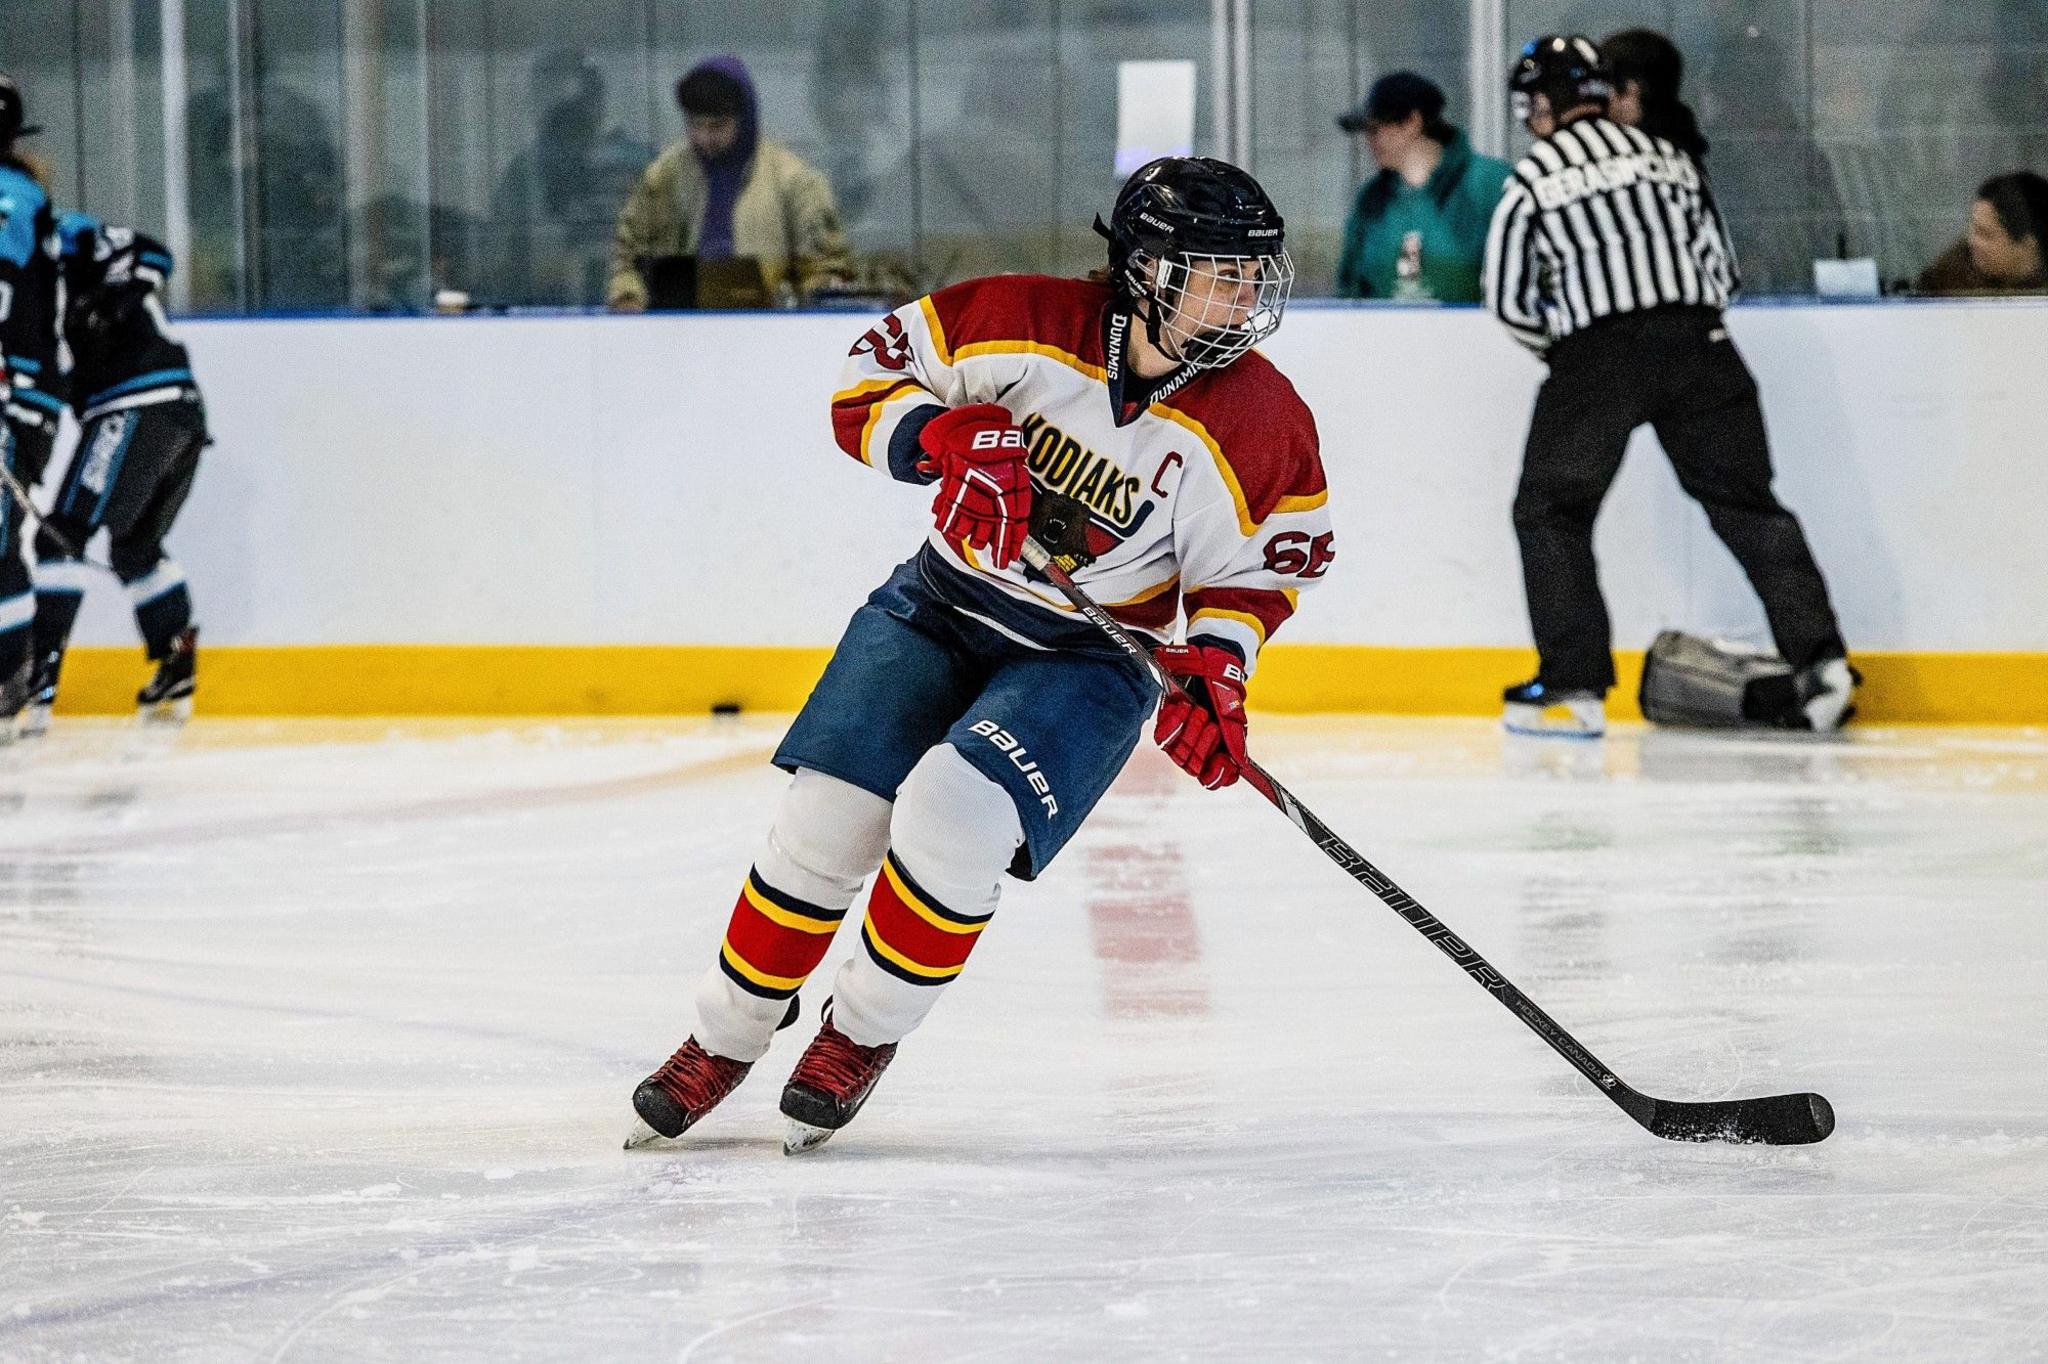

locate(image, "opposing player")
[[628, 157, 1334, 1154], [0, 75, 58, 730], [23, 212, 210, 733]]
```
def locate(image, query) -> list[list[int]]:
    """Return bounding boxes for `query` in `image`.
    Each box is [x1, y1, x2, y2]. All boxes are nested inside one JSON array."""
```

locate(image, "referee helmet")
[[1508, 35, 1611, 125]]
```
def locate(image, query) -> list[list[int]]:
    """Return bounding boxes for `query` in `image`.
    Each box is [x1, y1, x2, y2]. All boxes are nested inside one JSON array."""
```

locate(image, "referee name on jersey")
[[1484, 120, 1738, 349], [1527, 144, 1699, 211]]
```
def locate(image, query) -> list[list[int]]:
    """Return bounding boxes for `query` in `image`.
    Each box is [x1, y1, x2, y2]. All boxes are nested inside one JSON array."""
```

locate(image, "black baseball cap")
[[1336, 71, 1446, 133]]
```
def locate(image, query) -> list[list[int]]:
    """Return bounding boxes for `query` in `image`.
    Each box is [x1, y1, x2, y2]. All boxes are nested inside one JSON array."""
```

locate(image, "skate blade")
[[782, 1119, 836, 1156], [622, 1116, 675, 1151], [17, 704, 50, 739], [139, 696, 194, 727], [1502, 701, 1604, 739]]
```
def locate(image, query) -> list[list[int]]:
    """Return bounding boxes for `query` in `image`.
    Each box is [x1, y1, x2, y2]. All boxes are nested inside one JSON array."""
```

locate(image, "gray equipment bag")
[[1638, 630, 1798, 728]]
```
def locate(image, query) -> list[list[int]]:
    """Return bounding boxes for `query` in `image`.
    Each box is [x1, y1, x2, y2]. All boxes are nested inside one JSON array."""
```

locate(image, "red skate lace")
[[791, 1024, 893, 1098], [651, 1040, 748, 1114]]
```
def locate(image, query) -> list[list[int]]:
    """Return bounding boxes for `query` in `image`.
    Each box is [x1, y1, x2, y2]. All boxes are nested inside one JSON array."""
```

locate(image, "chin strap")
[[1136, 295, 1174, 360]]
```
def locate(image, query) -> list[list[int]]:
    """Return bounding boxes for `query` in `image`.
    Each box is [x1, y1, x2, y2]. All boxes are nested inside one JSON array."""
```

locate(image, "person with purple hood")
[[609, 56, 850, 309]]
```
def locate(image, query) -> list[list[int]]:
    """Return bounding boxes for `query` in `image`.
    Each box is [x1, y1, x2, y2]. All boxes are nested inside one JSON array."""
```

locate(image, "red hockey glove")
[[916, 403, 1033, 570], [1153, 644, 1250, 790]]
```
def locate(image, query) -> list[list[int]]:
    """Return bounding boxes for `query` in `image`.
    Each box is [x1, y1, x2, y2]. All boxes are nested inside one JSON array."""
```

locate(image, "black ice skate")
[[1788, 657, 1860, 732], [624, 1038, 753, 1149], [780, 1010, 898, 1155], [1502, 678, 1605, 739], [137, 627, 196, 723], [18, 649, 62, 739]]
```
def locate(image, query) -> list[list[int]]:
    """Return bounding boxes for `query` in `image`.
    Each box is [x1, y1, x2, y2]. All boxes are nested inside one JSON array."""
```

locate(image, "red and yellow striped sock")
[[858, 850, 993, 987], [716, 867, 848, 1001]]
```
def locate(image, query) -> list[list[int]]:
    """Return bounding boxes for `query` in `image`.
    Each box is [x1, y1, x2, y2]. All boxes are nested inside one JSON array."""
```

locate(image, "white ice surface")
[[2, 716, 2045, 1361]]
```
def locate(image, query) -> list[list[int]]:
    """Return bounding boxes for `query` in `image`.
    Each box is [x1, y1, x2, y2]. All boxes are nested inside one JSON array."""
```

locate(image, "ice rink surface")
[[1, 715, 2044, 1362]]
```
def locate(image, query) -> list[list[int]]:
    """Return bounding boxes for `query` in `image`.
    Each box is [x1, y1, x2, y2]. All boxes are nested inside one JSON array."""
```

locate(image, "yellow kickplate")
[[42, 644, 2048, 723]]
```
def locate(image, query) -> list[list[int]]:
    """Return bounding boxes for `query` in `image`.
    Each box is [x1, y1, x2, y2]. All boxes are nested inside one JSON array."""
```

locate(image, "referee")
[[1482, 35, 1854, 737]]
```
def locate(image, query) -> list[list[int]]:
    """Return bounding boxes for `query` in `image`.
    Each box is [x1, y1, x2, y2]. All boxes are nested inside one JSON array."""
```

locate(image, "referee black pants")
[[1513, 307, 1846, 693]]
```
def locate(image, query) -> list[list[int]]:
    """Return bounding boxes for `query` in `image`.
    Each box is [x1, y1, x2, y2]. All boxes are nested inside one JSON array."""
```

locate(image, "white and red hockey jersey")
[[830, 275, 1332, 670]]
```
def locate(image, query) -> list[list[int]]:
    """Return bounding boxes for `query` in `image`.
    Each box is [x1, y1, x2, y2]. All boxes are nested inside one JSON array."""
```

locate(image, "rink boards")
[[44, 299, 2048, 721]]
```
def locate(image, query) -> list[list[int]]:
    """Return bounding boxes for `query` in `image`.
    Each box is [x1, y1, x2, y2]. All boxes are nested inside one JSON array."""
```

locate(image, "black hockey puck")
[[711, 701, 742, 715]]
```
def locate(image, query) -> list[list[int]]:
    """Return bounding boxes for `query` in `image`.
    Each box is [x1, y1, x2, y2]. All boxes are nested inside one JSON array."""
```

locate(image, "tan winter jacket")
[[608, 137, 851, 306]]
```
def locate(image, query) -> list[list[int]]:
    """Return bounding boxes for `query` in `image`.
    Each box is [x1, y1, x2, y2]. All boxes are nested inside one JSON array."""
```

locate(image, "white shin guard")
[[830, 744, 1024, 1048], [691, 769, 891, 1063]]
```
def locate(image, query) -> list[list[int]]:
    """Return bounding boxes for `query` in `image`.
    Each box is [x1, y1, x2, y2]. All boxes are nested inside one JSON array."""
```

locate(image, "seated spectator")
[[1334, 72, 1511, 303], [609, 56, 851, 310], [1916, 173, 2048, 295], [495, 50, 653, 307]]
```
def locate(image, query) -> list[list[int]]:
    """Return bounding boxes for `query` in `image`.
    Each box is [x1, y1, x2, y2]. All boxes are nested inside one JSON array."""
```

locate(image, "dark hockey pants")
[[0, 421, 41, 693], [33, 396, 206, 663], [1513, 308, 1846, 693]]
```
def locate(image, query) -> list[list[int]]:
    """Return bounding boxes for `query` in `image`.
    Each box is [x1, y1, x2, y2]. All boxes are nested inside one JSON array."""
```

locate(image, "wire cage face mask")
[[1139, 248, 1295, 371]]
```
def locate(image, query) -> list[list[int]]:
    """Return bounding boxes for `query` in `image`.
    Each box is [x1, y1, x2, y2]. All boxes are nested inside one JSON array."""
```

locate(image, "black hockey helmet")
[[1100, 156, 1285, 270], [0, 74, 40, 146], [1094, 156, 1292, 370], [1508, 35, 1610, 124]]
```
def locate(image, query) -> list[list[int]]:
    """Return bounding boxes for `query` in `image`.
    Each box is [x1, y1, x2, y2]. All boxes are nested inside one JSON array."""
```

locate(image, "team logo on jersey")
[[1015, 413, 1151, 537], [967, 719, 1058, 819]]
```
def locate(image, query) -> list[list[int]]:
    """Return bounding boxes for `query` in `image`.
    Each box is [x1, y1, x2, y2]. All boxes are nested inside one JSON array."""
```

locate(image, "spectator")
[[1601, 30, 1709, 159], [492, 50, 653, 307], [186, 80, 344, 310], [1334, 72, 1511, 302], [1916, 172, 2048, 295], [609, 56, 851, 310]]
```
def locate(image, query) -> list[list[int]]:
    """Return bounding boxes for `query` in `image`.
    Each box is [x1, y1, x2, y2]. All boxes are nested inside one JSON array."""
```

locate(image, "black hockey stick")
[[1018, 533, 1834, 1146], [0, 448, 104, 568]]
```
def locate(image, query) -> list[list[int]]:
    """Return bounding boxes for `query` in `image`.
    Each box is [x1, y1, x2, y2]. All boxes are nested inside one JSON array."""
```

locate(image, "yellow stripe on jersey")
[[949, 540, 1177, 621], [953, 338, 1108, 381], [920, 295, 953, 366], [1188, 599, 1294, 650], [1152, 407, 1327, 536], [1151, 406, 1255, 538], [1115, 575, 1179, 607], [831, 376, 909, 406], [860, 383, 934, 468], [931, 335, 1319, 539]]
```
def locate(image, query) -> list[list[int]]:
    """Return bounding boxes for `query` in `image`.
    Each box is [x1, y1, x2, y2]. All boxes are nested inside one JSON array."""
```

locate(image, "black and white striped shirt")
[[1483, 116, 1738, 351]]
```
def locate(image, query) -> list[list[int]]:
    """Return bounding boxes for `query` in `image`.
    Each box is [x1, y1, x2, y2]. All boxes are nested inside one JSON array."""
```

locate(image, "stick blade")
[[1645, 1091, 1835, 1145]]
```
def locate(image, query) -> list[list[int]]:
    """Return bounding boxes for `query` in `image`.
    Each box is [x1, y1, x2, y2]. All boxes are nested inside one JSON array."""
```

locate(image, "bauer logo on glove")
[[1153, 643, 1251, 790], [916, 403, 1034, 570]]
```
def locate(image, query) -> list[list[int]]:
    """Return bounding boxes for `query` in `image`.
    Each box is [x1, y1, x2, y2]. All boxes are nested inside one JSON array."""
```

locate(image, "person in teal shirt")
[[1334, 72, 1512, 303]]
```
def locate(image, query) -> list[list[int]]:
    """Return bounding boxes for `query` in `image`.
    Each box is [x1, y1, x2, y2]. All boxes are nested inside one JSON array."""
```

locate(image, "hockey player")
[[0, 75, 58, 730], [24, 212, 208, 732], [629, 157, 1333, 1154], [0, 77, 63, 496], [1482, 37, 1854, 737]]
